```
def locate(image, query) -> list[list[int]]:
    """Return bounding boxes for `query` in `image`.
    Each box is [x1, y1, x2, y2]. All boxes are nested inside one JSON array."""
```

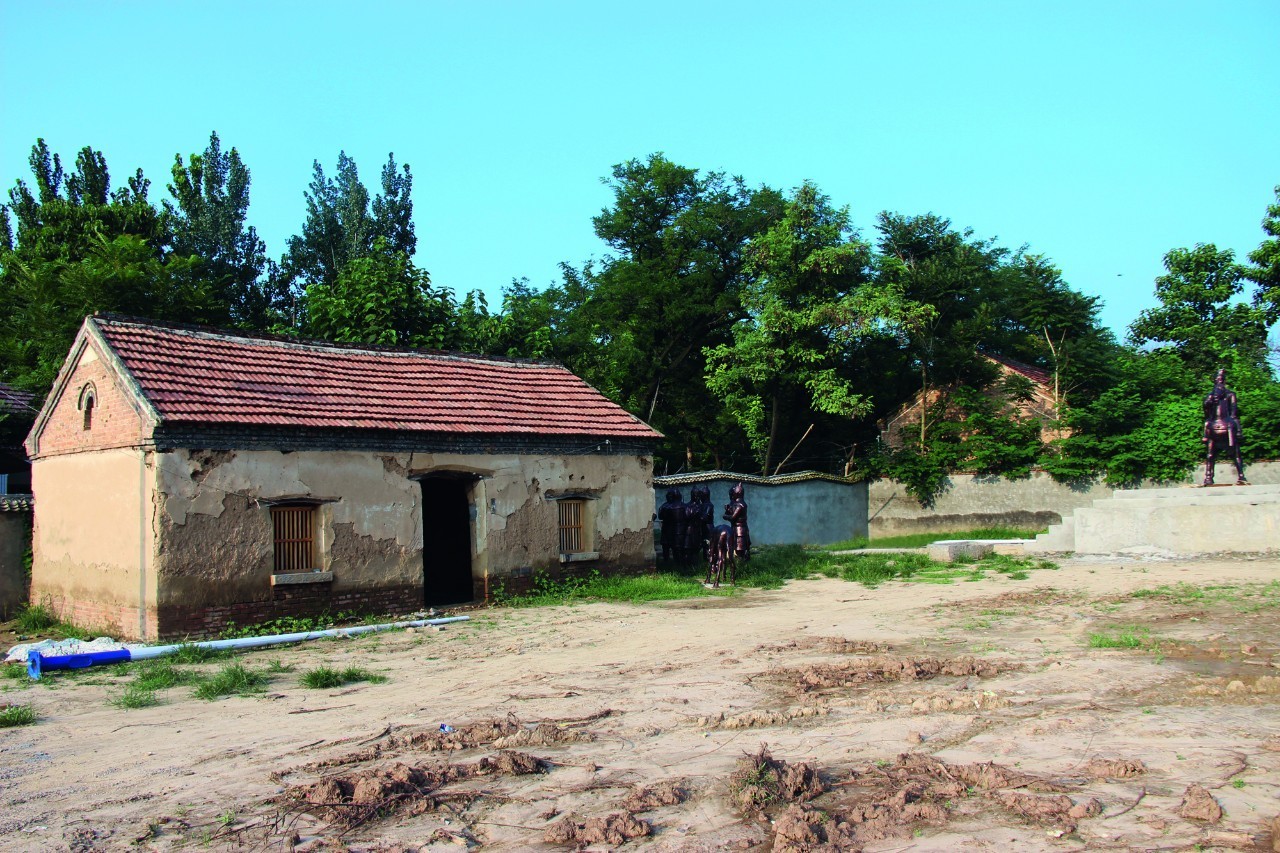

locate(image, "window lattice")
[[271, 505, 316, 572], [558, 499, 584, 553]]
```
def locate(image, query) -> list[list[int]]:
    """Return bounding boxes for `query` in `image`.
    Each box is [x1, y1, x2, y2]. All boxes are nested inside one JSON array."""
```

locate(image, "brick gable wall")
[[34, 343, 150, 458]]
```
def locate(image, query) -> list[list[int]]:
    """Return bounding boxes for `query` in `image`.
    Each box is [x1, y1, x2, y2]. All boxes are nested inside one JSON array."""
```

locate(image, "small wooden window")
[[271, 504, 316, 572], [558, 499, 585, 554]]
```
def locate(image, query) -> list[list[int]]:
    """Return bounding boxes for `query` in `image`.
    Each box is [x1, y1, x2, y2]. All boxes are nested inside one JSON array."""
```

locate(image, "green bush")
[[0, 705, 36, 726]]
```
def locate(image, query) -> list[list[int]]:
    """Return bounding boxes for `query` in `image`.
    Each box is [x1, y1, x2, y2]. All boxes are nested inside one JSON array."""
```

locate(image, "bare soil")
[[2, 554, 1279, 851]]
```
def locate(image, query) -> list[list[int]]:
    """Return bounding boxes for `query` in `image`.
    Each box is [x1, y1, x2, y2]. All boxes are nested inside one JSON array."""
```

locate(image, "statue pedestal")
[[1028, 484, 1279, 556]]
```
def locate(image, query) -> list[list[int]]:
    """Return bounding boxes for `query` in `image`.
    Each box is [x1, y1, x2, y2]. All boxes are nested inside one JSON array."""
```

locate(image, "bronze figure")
[[657, 488, 685, 561], [1202, 369, 1247, 486], [723, 481, 751, 563]]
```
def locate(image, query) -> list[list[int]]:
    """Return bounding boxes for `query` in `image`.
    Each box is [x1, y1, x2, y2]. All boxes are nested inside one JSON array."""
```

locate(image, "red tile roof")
[[92, 316, 661, 440], [982, 352, 1053, 387]]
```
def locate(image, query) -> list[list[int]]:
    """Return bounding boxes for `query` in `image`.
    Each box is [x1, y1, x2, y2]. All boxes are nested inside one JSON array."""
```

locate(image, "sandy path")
[[1, 555, 1278, 851]]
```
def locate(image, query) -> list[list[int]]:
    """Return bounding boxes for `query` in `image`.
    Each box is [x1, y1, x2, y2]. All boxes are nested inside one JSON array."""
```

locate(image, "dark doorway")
[[419, 476, 475, 605]]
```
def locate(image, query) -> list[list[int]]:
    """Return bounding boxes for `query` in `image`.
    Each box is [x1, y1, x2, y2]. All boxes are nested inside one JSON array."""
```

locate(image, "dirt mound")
[[391, 718, 524, 751], [544, 812, 650, 845], [861, 689, 1008, 714], [748, 751, 1100, 850], [287, 751, 544, 827], [729, 746, 826, 814], [992, 790, 1102, 828], [491, 722, 595, 748], [699, 706, 829, 729], [621, 780, 687, 812], [1179, 784, 1223, 823], [756, 637, 890, 656], [1085, 758, 1147, 779], [772, 804, 862, 852], [770, 656, 1012, 694]]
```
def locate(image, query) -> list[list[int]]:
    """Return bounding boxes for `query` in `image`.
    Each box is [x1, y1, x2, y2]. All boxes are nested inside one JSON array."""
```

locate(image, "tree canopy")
[[1, 138, 1275, 496]]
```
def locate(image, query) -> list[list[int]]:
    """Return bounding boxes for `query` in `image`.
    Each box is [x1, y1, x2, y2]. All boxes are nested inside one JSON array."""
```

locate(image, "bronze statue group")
[[658, 482, 751, 588]]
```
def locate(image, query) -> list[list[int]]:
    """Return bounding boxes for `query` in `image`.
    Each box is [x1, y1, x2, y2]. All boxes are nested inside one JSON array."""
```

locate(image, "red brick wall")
[[34, 342, 149, 458], [36, 592, 156, 640], [157, 582, 426, 639]]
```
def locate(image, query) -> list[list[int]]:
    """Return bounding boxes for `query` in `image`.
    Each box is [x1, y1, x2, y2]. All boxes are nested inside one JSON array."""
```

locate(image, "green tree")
[[284, 151, 416, 293], [704, 182, 879, 474], [302, 238, 452, 347], [165, 132, 279, 328], [0, 140, 191, 398], [1128, 243, 1270, 375], [1245, 185, 1280, 326], [873, 212, 1007, 447], [566, 154, 785, 470]]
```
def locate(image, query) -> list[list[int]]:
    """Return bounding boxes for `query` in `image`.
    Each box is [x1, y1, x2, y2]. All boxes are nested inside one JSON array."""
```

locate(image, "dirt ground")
[[2, 554, 1279, 852]]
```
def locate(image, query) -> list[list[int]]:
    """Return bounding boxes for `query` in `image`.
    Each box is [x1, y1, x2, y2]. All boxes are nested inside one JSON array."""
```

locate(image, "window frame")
[[270, 503, 318, 573], [557, 498, 586, 554]]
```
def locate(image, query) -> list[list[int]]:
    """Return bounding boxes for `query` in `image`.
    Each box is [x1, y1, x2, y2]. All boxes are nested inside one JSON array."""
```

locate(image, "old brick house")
[[25, 315, 660, 639], [879, 353, 1068, 449]]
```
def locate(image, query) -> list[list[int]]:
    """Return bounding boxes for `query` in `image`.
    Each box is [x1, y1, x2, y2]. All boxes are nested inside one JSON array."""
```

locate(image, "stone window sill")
[[559, 551, 599, 564], [272, 570, 334, 586]]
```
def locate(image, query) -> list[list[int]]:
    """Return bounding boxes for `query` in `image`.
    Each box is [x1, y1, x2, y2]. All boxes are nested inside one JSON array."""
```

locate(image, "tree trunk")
[[764, 395, 780, 475]]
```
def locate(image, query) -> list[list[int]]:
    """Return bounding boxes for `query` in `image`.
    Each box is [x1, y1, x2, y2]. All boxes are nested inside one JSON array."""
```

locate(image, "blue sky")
[[2, 1, 1276, 337]]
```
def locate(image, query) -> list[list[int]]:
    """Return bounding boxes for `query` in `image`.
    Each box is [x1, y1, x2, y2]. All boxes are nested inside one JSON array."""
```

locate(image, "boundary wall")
[[869, 461, 1280, 539]]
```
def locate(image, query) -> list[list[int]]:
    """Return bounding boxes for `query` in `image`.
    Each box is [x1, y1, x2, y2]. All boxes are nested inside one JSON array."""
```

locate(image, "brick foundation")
[[157, 582, 425, 639]]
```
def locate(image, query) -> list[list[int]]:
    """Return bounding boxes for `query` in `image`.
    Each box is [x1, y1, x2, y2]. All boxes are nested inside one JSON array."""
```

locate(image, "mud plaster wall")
[[29, 448, 158, 637], [155, 447, 656, 607], [442, 450, 657, 577], [30, 341, 150, 458], [155, 449, 422, 608]]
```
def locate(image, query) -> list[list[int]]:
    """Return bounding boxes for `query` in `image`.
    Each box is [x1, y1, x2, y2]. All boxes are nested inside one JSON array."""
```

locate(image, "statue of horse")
[[704, 524, 736, 589]]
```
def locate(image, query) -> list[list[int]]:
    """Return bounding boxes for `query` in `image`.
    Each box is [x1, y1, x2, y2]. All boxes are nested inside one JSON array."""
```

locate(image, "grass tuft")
[[168, 644, 228, 664], [299, 666, 387, 689], [193, 663, 268, 700], [110, 685, 160, 709], [131, 659, 196, 691], [823, 526, 1048, 551], [0, 704, 37, 726], [1088, 626, 1156, 649]]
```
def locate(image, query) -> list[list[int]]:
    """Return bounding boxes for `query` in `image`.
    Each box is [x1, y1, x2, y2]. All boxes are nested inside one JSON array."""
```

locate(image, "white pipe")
[[127, 615, 471, 660]]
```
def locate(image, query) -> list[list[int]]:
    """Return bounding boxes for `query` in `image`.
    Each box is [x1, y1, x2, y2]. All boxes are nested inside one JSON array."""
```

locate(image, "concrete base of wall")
[[1028, 483, 1280, 556]]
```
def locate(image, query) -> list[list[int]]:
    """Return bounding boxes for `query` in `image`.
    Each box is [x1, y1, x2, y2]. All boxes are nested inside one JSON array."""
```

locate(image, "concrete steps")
[[1027, 483, 1279, 556]]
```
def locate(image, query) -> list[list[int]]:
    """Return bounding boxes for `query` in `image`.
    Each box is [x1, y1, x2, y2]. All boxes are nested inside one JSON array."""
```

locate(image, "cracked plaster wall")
[[154, 447, 656, 604]]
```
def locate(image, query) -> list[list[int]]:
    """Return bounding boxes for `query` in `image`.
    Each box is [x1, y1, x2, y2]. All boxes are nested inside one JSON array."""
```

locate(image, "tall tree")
[[1128, 243, 1271, 375], [1245, 185, 1280, 326], [302, 237, 452, 348], [0, 140, 187, 397], [165, 132, 277, 328], [283, 151, 415, 293], [570, 154, 784, 470], [873, 212, 1007, 447], [704, 182, 881, 474]]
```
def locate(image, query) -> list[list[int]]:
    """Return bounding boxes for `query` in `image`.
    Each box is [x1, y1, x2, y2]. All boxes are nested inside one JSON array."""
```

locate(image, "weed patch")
[[300, 666, 387, 689], [193, 664, 268, 700], [0, 704, 36, 726], [1088, 626, 1159, 650], [168, 644, 229, 664], [824, 527, 1047, 551], [219, 611, 373, 639], [110, 685, 160, 709]]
